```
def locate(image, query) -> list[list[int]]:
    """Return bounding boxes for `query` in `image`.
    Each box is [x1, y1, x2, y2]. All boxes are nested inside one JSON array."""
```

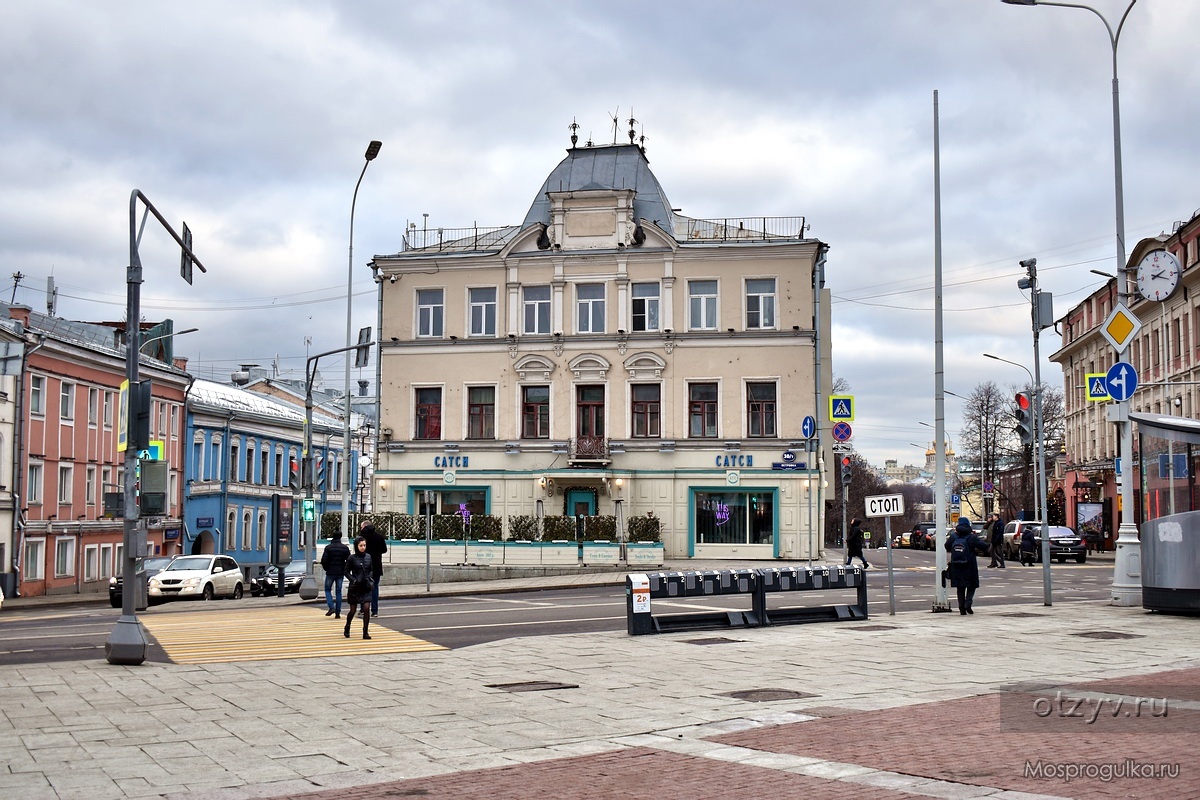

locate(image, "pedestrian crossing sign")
[[1086, 373, 1110, 402], [829, 395, 855, 422]]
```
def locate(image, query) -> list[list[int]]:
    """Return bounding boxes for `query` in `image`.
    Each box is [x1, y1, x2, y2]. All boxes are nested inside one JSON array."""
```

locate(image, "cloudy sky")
[[3, 0, 1195, 469]]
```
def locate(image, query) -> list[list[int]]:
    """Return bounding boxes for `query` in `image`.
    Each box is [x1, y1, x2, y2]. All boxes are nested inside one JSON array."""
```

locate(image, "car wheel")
[[202, 583, 215, 601], [110, 597, 121, 609], [1056, 557, 1066, 563], [232, 583, 243, 600], [1076, 554, 1086, 564]]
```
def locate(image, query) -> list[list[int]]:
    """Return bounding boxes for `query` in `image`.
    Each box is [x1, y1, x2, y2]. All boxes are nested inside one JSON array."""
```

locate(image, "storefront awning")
[[1131, 412, 1200, 445]]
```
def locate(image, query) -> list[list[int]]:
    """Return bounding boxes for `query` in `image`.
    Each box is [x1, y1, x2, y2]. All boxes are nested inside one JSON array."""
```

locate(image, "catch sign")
[[864, 494, 905, 518]]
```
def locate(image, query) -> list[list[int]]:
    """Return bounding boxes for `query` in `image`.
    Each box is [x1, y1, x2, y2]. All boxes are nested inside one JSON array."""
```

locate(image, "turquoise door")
[[565, 489, 596, 517]]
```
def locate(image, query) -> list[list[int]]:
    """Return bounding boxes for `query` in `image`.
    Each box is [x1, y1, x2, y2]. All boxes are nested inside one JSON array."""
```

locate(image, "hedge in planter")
[[626, 514, 661, 543]]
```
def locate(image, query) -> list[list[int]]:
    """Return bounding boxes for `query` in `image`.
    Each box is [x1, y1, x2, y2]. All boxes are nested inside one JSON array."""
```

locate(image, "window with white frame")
[[88, 387, 99, 427], [85, 544, 99, 582], [60, 382, 75, 421], [688, 382, 719, 438], [747, 381, 778, 437], [523, 286, 551, 334], [30, 375, 45, 416], [170, 405, 179, 438], [58, 464, 73, 504], [226, 510, 236, 550], [632, 282, 660, 332], [86, 465, 97, 505], [469, 287, 497, 336], [746, 278, 776, 329], [103, 391, 113, 427], [55, 537, 75, 577], [576, 283, 606, 333], [257, 513, 267, 551], [27, 462, 43, 504], [689, 280, 718, 330], [417, 288, 444, 337], [158, 403, 166, 438], [100, 543, 113, 579], [242, 511, 251, 550], [23, 539, 45, 581]]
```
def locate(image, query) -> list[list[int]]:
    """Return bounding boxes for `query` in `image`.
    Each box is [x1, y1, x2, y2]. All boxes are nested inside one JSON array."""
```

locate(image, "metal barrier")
[[626, 569, 759, 635], [627, 565, 867, 636]]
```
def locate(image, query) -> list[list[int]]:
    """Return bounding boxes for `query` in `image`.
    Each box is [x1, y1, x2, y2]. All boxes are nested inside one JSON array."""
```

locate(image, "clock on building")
[[1135, 249, 1182, 302]]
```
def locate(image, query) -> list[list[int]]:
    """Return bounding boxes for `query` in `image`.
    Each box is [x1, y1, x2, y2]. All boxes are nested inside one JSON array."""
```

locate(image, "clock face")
[[1136, 249, 1182, 302]]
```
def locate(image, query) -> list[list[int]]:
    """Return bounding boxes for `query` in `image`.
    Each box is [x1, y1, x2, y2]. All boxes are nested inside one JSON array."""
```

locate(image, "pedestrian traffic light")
[[301, 498, 316, 522], [1014, 391, 1034, 445], [289, 457, 301, 493], [314, 456, 326, 489], [840, 456, 853, 484]]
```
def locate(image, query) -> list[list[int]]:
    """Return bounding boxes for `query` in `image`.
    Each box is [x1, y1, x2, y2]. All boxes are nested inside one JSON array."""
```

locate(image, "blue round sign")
[[801, 415, 816, 439], [1106, 361, 1138, 402]]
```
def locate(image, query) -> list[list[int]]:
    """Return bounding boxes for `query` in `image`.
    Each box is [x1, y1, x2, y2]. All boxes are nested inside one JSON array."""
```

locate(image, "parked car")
[[148, 555, 245, 601], [108, 555, 175, 608], [252, 562, 307, 596], [1002, 522, 1087, 563], [1003, 520, 1043, 560], [892, 530, 913, 548], [913, 522, 938, 550]]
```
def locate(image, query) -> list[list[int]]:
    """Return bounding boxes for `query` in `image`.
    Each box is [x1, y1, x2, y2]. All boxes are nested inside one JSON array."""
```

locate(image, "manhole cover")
[[685, 637, 742, 645], [1071, 631, 1144, 640], [722, 688, 817, 702], [485, 681, 579, 692], [998, 612, 1049, 618], [851, 625, 897, 631]]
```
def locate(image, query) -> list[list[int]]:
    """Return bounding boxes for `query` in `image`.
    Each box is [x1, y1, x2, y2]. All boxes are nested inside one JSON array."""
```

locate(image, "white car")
[[148, 555, 246, 601]]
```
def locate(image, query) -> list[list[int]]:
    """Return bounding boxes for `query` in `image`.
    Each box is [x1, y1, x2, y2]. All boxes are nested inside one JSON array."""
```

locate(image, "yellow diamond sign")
[[1101, 304, 1141, 353]]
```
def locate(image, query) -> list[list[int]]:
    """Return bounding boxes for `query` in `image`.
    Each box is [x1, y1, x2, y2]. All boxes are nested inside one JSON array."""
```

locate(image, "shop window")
[[694, 491, 774, 545], [415, 387, 442, 440]]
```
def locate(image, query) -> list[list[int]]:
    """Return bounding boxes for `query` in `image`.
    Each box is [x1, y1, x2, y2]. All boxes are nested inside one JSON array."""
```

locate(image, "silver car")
[[148, 555, 246, 601]]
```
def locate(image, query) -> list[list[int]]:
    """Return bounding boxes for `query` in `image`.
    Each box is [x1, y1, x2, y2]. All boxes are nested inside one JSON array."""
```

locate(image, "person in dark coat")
[[344, 536, 374, 640], [320, 530, 350, 618], [845, 518, 869, 569], [945, 517, 989, 615], [987, 513, 1006, 569], [1019, 527, 1038, 566], [360, 520, 387, 615]]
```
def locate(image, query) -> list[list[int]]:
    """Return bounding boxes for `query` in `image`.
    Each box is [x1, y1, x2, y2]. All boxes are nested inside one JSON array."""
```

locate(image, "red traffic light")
[[1015, 392, 1031, 411], [841, 456, 852, 466]]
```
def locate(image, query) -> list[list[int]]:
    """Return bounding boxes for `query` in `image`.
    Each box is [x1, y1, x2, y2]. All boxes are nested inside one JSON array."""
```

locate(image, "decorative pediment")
[[623, 351, 667, 380], [513, 354, 556, 381], [568, 353, 611, 381]]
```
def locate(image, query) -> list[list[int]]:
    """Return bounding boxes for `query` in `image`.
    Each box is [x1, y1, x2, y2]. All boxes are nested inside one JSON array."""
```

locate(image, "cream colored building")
[[370, 141, 832, 560]]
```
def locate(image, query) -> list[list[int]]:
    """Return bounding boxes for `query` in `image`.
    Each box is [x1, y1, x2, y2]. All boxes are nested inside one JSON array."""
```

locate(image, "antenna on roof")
[[609, 107, 620, 144], [585, 132, 593, 148], [627, 110, 637, 144], [10, 271, 24, 304], [569, 117, 579, 148], [46, 276, 57, 316]]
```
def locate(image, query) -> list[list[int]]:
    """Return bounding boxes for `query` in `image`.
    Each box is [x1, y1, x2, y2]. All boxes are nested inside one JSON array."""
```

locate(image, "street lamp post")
[[985, 351, 1052, 605], [107, 191, 205, 666], [342, 141, 382, 545], [1001, 0, 1139, 604]]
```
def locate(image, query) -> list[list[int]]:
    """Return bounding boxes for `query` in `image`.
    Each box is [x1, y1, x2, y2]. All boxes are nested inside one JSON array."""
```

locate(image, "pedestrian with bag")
[[320, 530, 350, 618], [360, 519, 387, 616], [987, 513, 1006, 569], [945, 517, 989, 615], [845, 518, 869, 569], [343, 535, 374, 640], [1019, 526, 1038, 566]]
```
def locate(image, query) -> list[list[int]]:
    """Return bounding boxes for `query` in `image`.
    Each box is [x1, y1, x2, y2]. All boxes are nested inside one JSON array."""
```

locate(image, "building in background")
[[371, 137, 832, 559]]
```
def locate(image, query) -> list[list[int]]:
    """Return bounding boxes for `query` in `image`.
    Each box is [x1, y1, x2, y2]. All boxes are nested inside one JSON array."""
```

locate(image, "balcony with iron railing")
[[680, 216, 807, 242], [403, 225, 517, 253], [569, 436, 610, 464]]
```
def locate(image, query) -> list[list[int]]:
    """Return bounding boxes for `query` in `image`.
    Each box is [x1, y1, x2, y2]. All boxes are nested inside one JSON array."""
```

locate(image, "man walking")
[[845, 518, 869, 569], [320, 530, 350, 617], [360, 519, 387, 615], [987, 513, 1006, 569]]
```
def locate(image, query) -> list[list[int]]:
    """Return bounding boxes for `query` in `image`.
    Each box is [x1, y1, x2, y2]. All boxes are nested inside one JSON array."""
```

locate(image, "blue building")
[[184, 379, 346, 574]]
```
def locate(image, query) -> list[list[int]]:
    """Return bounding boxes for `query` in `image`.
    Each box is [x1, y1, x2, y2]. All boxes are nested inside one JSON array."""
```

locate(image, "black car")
[[108, 556, 175, 608], [252, 562, 307, 595]]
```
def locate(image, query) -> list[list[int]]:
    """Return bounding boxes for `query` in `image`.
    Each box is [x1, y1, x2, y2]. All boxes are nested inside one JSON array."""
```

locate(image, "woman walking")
[[344, 535, 374, 640]]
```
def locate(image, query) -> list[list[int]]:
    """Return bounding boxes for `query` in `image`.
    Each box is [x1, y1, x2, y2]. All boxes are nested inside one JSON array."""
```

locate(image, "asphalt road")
[[0, 549, 1118, 665]]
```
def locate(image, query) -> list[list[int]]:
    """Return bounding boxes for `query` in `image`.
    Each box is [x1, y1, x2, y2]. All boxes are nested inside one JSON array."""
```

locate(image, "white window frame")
[[30, 375, 45, 416], [523, 285, 551, 335], [60, 382, 75, 422], [688, 280, 719, 331], [576, 283, 606, 334], [242, 511, 252, 550], [469, 286, 497, 337], [257, 512, 267, 551], [88, 387, 99, 427], [226, 510, 236, 551], [58, 464, 73, 504], [632, 282, 660, 332], [85, 465, 97, 505], [745, 278, 777, 330], [100, 543, 114, 579], [27, 461, 43, 504], [103, 391, 113, 427], [55, 536, 75, 578], [417, 288, 444, 338], [23, 538, 45, 581], [84, 544, 99, 582]]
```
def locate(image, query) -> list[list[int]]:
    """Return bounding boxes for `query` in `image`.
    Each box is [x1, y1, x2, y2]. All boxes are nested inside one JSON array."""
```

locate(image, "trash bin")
[[1142, 510, 1200, 613]]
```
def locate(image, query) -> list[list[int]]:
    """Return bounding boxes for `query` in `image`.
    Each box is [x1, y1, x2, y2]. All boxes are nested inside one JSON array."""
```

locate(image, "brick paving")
[[282, 748, 919, 800]]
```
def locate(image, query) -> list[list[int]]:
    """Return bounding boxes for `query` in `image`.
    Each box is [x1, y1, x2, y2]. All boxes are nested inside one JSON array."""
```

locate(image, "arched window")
[[242, 511, 251, 550], [257, 512, 267, 551], [225, 509, 236, 551]]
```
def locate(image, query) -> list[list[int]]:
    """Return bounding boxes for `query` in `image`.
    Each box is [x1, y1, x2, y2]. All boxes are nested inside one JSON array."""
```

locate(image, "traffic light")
[[289, 457, 301, 493], [840, 456, 853, 484], [314, 456, 326, 490], [139, 459, 168, 515], [1014, 391, 1034, 445], [301, 498, 316, 523]]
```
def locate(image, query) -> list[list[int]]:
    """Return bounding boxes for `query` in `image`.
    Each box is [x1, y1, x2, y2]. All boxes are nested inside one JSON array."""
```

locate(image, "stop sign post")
[[865, 493, 904, 616]]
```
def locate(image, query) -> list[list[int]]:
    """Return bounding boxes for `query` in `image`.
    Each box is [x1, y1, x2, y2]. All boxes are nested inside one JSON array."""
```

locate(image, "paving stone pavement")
[[2, 579, 1198, 798]]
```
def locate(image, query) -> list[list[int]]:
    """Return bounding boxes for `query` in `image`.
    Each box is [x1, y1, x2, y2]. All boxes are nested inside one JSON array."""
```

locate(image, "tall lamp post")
[[985, 351, 1052, 605], [1001, 0, 1139, 604], [343, 141, 382, 544], [107, 191, 205, 665]]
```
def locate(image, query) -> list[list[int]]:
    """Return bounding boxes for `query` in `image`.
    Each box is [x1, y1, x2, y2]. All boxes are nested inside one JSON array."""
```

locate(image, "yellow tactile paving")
[[140, 606, 446, 664]]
